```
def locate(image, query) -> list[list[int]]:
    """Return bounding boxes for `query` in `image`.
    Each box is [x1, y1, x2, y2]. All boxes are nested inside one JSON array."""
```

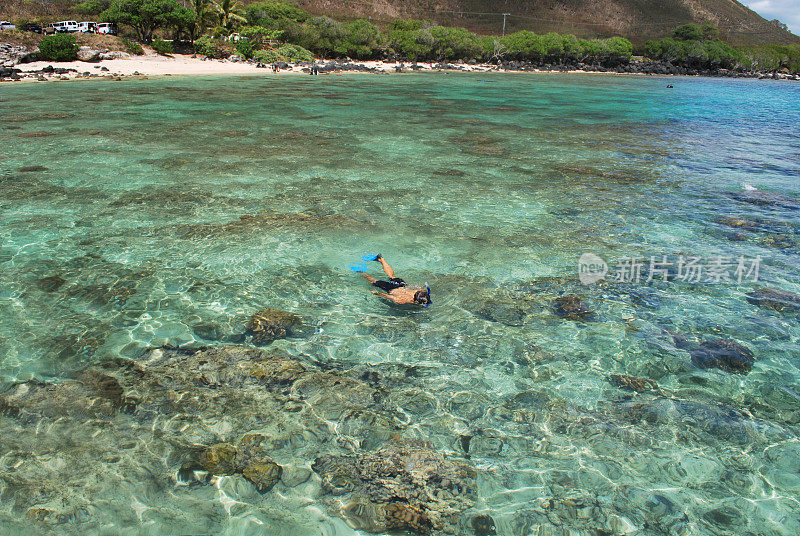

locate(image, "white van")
[[77, 21, 97, 33], [58, 21, 79, 33], [97, 23, 116, 35]]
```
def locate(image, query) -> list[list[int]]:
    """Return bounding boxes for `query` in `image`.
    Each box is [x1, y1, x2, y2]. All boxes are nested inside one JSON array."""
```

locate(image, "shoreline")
[[2, 51, 799, 83]]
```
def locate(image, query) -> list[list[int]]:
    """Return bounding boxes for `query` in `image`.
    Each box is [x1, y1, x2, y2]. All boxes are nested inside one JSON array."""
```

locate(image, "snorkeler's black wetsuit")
[[372, 277, 406, 292]]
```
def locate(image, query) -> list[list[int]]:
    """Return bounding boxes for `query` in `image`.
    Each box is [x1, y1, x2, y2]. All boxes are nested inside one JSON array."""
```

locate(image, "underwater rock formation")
[[17, 165, 48, 173], [552, 295, 595, 321], [690, 338, 755, 374], [192, 436, 283, 491], [729, 190, 799, 209], [0, 345, 404, 529], [246, 308, 305, 345], [313, 440, 477, 535], [746, 287, 800, 314], [672, 333, 755, 374], [608, 374, 658, 393], [179, 210, 372, 240]]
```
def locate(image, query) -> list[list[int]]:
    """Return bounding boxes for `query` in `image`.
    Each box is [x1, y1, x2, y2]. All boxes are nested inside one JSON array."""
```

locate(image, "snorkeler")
[[359, 254, 431, 306]]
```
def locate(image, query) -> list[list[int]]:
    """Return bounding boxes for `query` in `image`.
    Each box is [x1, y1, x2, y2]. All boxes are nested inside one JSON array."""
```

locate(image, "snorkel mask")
[[417, 283, 432, 307]]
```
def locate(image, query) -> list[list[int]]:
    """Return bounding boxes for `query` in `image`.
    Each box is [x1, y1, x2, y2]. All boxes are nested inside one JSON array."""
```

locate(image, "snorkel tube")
[[423, 283, 431, 307]]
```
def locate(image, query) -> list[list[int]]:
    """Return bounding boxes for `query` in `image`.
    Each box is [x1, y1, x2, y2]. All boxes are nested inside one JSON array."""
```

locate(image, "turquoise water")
[[1, 73, 799, 535]]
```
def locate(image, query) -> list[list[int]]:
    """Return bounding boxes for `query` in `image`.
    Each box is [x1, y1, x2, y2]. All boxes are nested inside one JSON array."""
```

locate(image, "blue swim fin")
[[349, 262, 367, 273], [361, 254, 380, 262]]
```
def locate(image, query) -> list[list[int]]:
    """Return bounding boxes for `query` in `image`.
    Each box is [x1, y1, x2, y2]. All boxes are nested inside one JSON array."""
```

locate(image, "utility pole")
[[502, 13, 510, 36]]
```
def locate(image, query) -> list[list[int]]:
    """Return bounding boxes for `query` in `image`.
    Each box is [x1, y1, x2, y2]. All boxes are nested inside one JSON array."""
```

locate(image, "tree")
[[213, 0, 246, 30], [700, 22, 719, 40], [673, 23, 703, 41], [338, 20, 381, 59], [190, 0, 215, 39], [101, 0, 188, 42], [244, 1, 309, 27], [75, 0, 111, 16]]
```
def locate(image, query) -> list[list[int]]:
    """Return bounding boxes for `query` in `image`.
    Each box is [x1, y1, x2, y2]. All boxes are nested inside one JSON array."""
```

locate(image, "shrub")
[[341, 19, 381, 59], [429, 26, 482, 61], [194, 35, 230, 58], [38, 34, 79, 62], [673, 23, 704, 41], [275, 43, 314, 62], [502, 31, 546, 61], [645, 36, 741, 70], [234, 38, 254, 59], [740, 44, 800, 73], [152, 37, 174, 55], [244, 1, 308, 27], [239, 25, 283, 44], [387, 26, 434, 60], [304, 16, 344, 56], [122, 37, 145, 55], [252, 48, 282, 63]]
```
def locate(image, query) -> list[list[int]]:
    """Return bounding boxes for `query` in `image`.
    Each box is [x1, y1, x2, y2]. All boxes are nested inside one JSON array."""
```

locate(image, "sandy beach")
[[14, 50, 501, 80]]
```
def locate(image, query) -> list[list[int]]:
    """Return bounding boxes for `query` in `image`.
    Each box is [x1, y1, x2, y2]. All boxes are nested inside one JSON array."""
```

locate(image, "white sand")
[[16, 51, 501, 80]]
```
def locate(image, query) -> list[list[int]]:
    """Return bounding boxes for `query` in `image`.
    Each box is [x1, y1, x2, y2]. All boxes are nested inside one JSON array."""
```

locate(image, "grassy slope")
[[0, 29, 131, 52]]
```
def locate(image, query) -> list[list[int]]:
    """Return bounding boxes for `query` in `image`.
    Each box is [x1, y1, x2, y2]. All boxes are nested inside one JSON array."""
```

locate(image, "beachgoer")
[[360, 254, 431, 306]]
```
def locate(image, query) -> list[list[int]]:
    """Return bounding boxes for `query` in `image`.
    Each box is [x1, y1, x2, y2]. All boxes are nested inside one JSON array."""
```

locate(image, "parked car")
[[21, 22, 43, 33], [0, 21, 16, 31], [77, 21, 97, 33], [97, 23, 116, 35], [44, 21, 78, 34]]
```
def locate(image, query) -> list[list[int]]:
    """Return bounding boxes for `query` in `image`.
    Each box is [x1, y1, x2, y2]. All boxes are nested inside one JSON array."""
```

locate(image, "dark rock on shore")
[[746, 287, 800, 313], [315, 60, 379, 74], [552, 295, 595, 321]]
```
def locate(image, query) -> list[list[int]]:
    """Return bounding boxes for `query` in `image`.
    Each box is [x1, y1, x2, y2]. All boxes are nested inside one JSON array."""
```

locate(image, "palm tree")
[[213, 0, 246, 30], [191, 0, 213, 38]]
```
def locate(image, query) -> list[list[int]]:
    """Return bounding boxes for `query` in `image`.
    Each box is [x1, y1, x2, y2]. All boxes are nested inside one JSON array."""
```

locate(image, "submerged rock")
[[746, 287, 800, 313], [17, 165, 48, 173], [199, 443, 238, 475], [608, 374, 657, 393], [471, 514, 497, 535], [690, 338, 755, 374], [246, 308, 304, 345], [36, 275, 65, 292], [313, 440, 477, 534], [552, 295, 595, 321], [241, 459, 282, 491], [192, 434, 282, 490], [729, 190, 799, 209], [473, 301, 528, 326]]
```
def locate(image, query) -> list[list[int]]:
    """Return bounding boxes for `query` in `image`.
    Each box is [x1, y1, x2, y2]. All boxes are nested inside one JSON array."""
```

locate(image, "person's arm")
[[371, 290, 402, 303]]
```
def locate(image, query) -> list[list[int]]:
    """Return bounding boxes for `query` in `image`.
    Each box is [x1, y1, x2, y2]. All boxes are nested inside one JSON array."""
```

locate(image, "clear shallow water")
[[0, 73, 799, 535]]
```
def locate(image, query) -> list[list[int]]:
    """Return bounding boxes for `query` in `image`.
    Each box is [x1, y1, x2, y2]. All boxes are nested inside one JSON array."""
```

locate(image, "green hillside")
[[291, 0, 799, 45]]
